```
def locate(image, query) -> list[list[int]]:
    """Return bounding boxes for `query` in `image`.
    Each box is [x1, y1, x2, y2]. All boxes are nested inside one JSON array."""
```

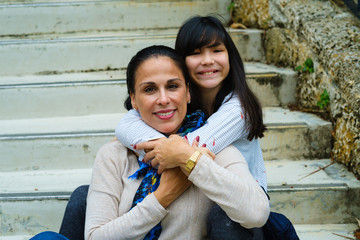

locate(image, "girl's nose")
[[201, 52, 215, 65]]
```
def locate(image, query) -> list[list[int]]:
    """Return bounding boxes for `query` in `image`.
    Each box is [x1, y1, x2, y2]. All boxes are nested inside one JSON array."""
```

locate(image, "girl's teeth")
[[157, 110, 174, 116], [203, 71, 215, 75]]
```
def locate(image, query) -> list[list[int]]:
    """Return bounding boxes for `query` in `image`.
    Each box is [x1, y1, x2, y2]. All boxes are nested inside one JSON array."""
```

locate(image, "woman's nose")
[[157, 90, 170, 105]]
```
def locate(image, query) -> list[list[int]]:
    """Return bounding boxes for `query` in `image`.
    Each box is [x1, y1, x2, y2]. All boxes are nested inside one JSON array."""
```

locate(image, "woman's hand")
[[142, 135, 216, 174], [154, 167, 192, 208]]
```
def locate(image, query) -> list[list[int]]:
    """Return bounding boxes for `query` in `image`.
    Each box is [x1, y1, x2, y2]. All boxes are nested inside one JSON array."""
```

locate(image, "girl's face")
[[185, 42, 230, 95], [130, 56, 190, 135]]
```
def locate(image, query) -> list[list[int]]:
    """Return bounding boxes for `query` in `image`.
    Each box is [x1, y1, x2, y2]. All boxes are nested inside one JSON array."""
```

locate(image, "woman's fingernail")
[[202, 143, 206, 147], [134, 145, 137, 149], [196, 136, 200, 142], [184, 135, 188, 140]]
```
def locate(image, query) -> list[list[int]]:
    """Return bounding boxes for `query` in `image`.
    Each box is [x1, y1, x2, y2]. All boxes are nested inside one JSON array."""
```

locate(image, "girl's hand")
[[149, 135, 195, 174], [154, 167, 192, 208], [135, 137, 167, 153]]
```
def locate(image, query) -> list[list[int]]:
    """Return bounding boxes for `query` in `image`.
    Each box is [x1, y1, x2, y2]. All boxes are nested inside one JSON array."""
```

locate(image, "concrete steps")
[[1, 0, 358, 239], [0, 62, 293, 120], [1, 159, 359, 237], [0, 107, 331, 172], [0, 0, 229, 37], [0, 29, 263, 76], [1, 224, 358, 240]]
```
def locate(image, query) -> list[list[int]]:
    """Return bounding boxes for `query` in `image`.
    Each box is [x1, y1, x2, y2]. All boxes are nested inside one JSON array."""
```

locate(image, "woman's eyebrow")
[[138, 78, 181, 87], [168, 78, 182, 83]]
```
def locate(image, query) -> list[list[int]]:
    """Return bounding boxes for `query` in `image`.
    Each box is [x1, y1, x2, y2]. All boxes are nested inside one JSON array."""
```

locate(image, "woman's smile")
[[154, 109, 177, 120]]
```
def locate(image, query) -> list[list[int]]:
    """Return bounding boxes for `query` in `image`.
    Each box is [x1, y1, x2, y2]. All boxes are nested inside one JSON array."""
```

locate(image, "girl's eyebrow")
[[206, 41, 222, 48]]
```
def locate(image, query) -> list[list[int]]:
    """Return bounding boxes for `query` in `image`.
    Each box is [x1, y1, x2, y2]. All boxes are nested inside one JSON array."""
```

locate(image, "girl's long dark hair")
[[175, 15, 266, 140]]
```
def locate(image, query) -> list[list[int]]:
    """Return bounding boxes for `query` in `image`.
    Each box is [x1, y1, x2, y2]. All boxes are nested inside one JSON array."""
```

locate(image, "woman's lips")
[[154, 109, 176, 120]]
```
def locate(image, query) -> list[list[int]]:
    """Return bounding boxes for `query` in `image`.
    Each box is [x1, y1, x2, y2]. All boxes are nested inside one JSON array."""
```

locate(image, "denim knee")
[[30, 231, 69, 240]]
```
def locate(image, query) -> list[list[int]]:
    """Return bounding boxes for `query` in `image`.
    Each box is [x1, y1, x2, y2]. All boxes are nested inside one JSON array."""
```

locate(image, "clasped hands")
[[135, 135, 216, 175]]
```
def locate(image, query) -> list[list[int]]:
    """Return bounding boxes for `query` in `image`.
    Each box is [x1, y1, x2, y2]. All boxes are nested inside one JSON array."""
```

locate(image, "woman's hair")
[[124, 45, 191, 111], [175, 15, 266, 140]]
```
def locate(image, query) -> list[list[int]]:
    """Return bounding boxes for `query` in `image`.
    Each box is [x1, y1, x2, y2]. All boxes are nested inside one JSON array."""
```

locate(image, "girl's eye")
[[188, 49, 201, 56], [214, 48, 225, 53]]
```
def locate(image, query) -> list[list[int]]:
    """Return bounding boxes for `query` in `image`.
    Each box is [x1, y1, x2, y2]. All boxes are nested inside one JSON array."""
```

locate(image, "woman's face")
[[185, 42, 230, 96], [130, 56, 190, 135]]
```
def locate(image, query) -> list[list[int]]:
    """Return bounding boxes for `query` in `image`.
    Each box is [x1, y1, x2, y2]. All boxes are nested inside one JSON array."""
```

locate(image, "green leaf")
[[295, 65, 303, 71], [304, 58, 314, 68]]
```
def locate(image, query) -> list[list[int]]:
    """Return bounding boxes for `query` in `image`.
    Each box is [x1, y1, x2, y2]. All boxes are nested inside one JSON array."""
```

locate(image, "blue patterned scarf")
[[129, 110, 205, 240]]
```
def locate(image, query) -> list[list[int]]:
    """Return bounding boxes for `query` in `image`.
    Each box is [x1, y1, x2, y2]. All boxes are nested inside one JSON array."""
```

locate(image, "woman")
[[84, 45, 269, 239]]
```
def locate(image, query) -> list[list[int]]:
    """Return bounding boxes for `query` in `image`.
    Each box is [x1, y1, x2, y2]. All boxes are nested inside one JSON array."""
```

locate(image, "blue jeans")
[[207, 204, 264, 240], [59, 185, 89, 240], [30, 231, 69, 240]]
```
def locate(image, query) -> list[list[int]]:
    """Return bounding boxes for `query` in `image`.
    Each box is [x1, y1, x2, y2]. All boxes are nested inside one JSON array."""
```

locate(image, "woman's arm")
[[189, 145, 270, 228], [115, 109, 165, 160], [85, 142, 168, 240], [144, 136, 269, 228]]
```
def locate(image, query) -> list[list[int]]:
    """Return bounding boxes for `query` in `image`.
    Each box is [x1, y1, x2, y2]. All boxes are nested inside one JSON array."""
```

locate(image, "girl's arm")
[[115, 109, 165, 160], [85, 142, 168, 240], [185, 94, 247, 154], [116, 94, 246, 161]]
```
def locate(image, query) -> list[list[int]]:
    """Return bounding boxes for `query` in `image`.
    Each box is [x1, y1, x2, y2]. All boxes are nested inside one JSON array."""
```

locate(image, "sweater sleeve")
[[185, 94, 248, 154], [85, 142, 168, 240], [115, 109, 165, 161], [188, 145, 270, 228]]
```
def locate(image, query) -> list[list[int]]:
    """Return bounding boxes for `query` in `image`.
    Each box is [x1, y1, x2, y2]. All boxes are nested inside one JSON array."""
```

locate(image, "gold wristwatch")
[[185, 150, 201, 173]]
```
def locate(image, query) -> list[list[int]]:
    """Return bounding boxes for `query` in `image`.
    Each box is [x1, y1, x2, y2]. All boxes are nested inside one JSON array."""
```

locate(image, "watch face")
[[186, 161, 195, 172]]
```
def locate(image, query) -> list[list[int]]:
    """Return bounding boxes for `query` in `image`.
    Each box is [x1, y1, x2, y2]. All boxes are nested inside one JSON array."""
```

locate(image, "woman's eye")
[[144, 87, 155, 93], [168, 84, 179, 90]]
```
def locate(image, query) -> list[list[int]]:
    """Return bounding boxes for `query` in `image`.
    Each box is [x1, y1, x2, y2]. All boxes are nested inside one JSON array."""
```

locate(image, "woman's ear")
[[130, 92, 138, 110]]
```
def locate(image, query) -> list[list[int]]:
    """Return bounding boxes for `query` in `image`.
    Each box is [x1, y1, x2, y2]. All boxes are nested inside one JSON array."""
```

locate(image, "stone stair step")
[[0, 113, 123, 172], [295, 224, 358, 240], [0, 0, 229, 37], [266, 159, 360, 224], [0, 159, 358, 236], [0, 29, 264, 76], [0, 224, 357, 239], [261, 107, 332, 160], [0, 107, 331, 172], [0, 63, 295, 120]]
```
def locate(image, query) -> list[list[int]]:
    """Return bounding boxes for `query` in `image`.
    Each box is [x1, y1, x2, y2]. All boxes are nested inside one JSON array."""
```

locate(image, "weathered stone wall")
[[232, 0, 360, 176]]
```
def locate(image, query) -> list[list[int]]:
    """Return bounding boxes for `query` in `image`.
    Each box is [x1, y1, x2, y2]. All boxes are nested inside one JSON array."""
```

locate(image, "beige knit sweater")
[[85, 141, 269, 240]]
